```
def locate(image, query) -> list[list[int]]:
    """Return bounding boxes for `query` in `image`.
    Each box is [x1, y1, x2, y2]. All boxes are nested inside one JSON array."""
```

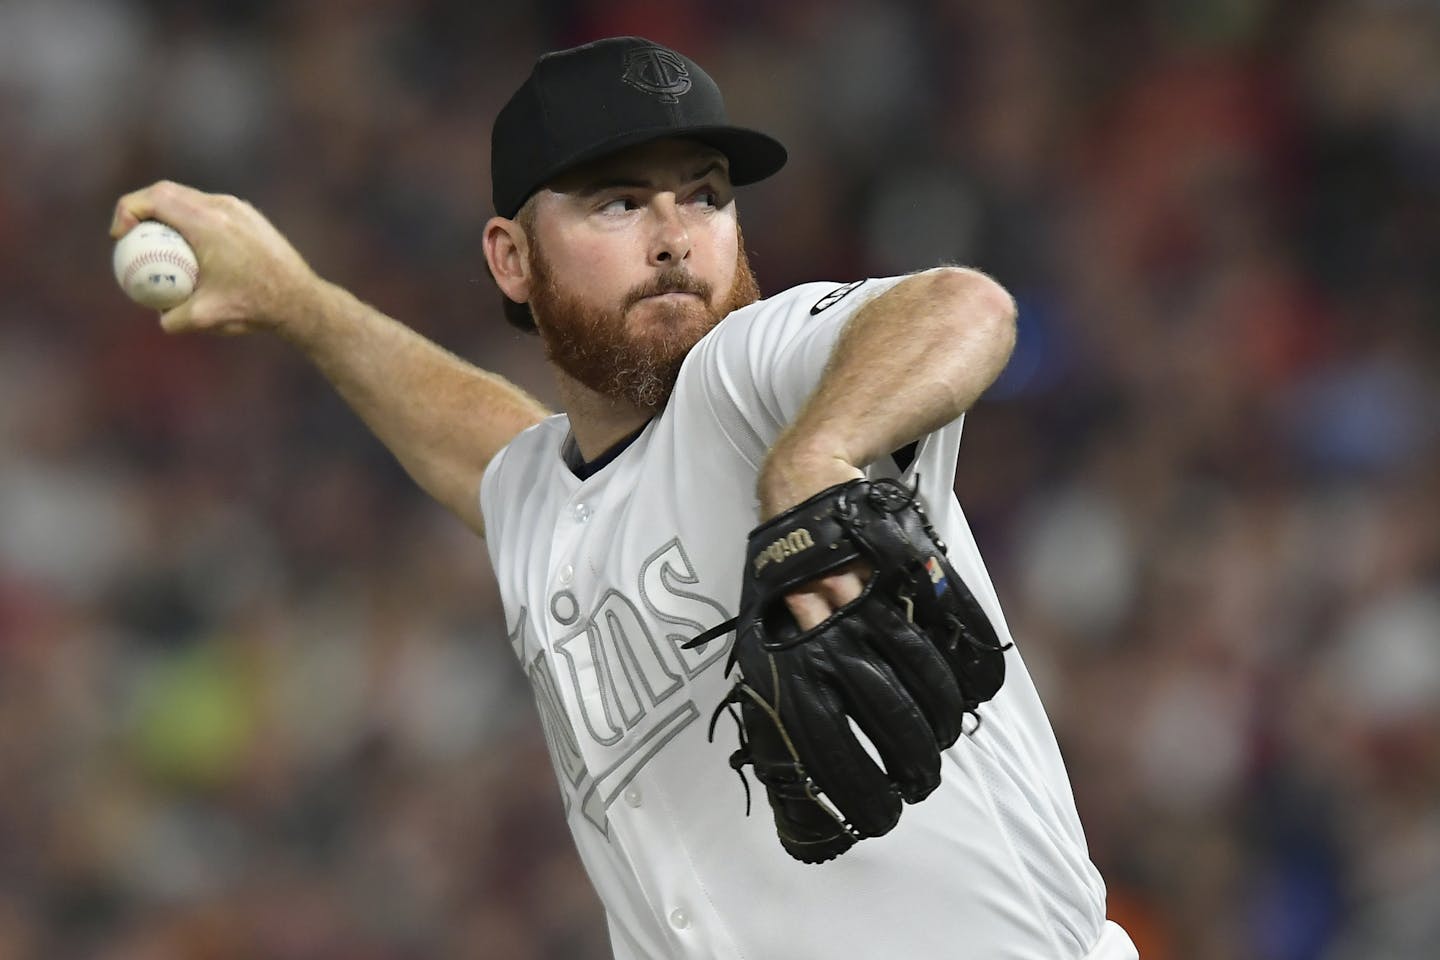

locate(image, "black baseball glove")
[[687, 477, 1009, 864]]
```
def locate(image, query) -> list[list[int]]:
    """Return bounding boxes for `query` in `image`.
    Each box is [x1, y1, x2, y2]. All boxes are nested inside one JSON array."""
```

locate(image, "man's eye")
[[599, 197, 638, 214], [691, 190, 719, 208]]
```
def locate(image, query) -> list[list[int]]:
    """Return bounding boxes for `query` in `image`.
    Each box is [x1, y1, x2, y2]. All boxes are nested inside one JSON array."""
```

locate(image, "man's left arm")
[[757, 266, 1018, 625], [759, 266, 1016, 514]]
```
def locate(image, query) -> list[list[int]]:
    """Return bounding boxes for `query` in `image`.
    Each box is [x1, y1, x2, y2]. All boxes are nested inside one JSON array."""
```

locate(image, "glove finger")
[[782, 666, 902, 840], [892, 549, 1009, 706], [859, 599, 967, 747], [738, 698, 858, 864], [943, 604, 1008, 704], [826, 629, 944, 806]]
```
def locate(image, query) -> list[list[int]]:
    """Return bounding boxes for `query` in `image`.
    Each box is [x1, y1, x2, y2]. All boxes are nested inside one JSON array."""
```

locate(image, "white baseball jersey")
[[480, 276, 1137, 960]]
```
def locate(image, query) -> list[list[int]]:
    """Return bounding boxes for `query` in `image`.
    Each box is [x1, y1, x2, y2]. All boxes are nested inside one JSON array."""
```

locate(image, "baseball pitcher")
[[112, 35, 1138, 960]]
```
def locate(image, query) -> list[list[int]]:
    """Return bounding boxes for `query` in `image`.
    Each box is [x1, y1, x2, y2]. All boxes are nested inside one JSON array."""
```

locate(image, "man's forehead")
[[549, 139, 730, 190]]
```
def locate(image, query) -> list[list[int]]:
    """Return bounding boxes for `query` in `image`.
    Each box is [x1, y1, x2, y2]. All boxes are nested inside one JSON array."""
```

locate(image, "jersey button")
[[558, 563, 574, 585], [572, 502, 593, 523], [623, 786, 643, 808], [669, 907, 690, 930]]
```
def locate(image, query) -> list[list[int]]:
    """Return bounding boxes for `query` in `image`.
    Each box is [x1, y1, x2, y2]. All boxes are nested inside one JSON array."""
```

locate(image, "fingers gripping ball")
[[113, 221, 198, 310]]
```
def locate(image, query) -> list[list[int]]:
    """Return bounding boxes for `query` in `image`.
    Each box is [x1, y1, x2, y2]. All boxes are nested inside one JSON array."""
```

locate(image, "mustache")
[[625, 269, 713, 308]]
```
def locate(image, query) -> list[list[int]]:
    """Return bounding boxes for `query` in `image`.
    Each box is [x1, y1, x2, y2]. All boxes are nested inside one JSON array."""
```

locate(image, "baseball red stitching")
[[122, 249, 198, 290]]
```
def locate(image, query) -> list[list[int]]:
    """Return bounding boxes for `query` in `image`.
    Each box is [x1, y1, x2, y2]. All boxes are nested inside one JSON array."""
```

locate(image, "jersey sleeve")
[[478, 435, 513, 544], [681, 274, 919, 469], [477, 414, 565, 545]]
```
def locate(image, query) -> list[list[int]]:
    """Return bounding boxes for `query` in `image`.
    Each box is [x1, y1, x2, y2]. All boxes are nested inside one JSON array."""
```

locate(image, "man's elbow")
[[926, 266, 1018, 358]]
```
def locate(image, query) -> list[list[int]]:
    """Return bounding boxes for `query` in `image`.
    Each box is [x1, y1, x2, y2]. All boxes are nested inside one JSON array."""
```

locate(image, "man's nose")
[[650, 199, 692, 266]]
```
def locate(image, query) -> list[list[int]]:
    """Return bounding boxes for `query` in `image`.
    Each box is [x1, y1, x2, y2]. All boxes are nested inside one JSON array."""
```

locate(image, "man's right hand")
[[110, 181, 327, 339], [111, 181, 550, 538]]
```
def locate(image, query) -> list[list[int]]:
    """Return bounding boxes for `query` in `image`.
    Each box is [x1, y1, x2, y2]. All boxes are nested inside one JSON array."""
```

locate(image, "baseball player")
[[112, 36, 1138, 960]]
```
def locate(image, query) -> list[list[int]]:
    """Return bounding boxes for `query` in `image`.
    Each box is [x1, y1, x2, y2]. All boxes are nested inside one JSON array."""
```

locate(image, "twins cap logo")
[[621, 45, 692, 103]]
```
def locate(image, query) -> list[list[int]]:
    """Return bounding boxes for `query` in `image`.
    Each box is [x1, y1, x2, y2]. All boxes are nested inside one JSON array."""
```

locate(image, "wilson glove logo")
[[753, 528, 816, 574]]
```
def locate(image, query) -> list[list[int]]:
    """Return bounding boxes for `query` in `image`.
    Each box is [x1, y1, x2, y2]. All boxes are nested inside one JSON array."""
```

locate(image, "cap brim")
[[512, 125, 787, 215]]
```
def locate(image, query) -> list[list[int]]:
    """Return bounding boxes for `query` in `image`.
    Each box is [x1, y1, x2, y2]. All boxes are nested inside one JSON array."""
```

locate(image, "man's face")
[[524, 139, 761, 411]]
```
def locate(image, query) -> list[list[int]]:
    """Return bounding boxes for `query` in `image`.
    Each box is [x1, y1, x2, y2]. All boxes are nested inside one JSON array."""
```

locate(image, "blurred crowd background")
[[2, 0, 1438, 957]]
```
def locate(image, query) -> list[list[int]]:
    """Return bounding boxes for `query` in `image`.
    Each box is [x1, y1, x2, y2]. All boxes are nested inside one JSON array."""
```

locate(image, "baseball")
[[113, 220, 199, 310]]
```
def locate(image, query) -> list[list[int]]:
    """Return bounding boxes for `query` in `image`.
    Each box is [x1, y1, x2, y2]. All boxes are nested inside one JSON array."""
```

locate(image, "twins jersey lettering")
[[480, 277, 1136, 959]]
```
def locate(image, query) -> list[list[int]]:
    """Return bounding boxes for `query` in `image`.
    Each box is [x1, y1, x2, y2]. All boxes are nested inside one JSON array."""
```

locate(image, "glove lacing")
[[701, 660, 856, 847]]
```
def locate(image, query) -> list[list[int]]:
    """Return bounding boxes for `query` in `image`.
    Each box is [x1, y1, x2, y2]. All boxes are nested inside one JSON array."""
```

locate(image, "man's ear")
[[483, 216, 530, 303]]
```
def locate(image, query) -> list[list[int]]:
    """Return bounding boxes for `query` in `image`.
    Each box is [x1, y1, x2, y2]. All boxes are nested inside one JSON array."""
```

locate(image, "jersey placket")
[[546, 470, 739, 958]]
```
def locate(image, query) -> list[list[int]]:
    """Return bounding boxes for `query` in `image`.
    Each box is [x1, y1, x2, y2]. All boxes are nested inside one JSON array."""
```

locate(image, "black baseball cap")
[[491, 36, 788, 219]]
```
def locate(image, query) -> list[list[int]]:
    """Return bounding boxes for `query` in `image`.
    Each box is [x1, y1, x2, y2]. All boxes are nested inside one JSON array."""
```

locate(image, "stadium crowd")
[[1, 0, 1437, 957]]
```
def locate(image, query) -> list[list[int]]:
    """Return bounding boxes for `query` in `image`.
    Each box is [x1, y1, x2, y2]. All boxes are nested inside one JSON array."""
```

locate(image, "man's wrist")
[[757, 439, 863, 520], [275, 277, 348, 350]]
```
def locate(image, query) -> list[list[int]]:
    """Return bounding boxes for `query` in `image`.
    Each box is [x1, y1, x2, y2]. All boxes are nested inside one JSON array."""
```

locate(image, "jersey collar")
[[563, 418, 655, 480]]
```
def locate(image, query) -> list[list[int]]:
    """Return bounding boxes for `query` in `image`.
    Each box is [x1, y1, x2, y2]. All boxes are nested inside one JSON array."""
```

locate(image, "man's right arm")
[[111, 181, 550, 537]]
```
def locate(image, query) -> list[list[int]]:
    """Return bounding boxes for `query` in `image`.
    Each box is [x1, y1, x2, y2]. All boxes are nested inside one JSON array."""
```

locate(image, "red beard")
[[529, 228, 762, 411]]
